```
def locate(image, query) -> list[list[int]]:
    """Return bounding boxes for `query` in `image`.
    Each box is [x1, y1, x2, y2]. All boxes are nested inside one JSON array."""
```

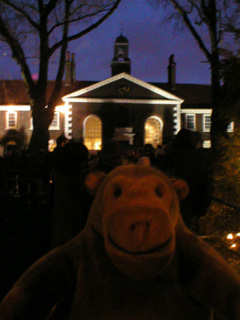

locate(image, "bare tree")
[[224, 0, 240, 42], [0, 0, 121, 151], [150, 0, 240, 151]]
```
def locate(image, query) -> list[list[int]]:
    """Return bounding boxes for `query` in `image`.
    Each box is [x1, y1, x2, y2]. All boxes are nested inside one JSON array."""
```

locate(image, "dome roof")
[[115, 35, 128, 43]]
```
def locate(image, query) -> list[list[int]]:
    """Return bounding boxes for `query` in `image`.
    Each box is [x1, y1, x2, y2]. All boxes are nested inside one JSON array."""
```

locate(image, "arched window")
[[84, 115, 102, 150], [144, 116, 163, 148]]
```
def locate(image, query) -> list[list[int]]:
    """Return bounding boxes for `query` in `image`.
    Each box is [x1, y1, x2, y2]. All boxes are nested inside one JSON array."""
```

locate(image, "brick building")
[[0, 34, 230, 154]]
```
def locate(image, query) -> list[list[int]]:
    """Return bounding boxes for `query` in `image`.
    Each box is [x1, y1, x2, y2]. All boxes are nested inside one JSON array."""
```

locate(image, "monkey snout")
[[126, 220, 155, 252], [130, 221, 150, 245], [104, 206, 173, 254]]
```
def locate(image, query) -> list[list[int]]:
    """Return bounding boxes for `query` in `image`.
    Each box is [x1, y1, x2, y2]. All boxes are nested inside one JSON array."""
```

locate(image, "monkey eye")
[[155, 186, 163, 198], [114, 186, 122, 198]]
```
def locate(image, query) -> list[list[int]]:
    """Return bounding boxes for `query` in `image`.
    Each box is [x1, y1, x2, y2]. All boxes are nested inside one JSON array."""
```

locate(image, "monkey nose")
[[130, 221, 150, 245]]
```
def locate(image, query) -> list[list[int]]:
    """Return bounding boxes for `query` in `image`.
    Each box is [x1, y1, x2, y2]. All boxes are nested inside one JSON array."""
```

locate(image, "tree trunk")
[[210, 54, 222, 151], [28, 107, 53, 152], [209, 48, 229, 159]]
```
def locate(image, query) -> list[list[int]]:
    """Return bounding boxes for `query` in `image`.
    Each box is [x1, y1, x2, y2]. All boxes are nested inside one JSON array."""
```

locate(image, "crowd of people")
[[0, 129, 214, 248]]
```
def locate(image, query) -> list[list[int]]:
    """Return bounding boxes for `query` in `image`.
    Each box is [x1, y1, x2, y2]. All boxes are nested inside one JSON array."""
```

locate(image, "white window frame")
[[185, 114, 196, 130], [30, 111, 60, 130], [203, 114, 211, 132], [49, 111, 60, 130], [227, 121, 234, 133], [6, 111, 17, 129]]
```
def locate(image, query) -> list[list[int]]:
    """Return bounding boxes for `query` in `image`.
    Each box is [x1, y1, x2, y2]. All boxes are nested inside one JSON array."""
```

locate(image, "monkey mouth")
[[108, 234, 173, 255]]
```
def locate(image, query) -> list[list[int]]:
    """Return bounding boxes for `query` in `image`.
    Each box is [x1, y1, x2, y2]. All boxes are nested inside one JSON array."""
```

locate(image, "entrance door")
[[144, 116, 163, 148]]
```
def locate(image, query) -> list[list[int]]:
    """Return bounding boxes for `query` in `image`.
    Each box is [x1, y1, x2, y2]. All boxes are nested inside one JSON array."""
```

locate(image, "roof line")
[[62, 72, 184, 102]]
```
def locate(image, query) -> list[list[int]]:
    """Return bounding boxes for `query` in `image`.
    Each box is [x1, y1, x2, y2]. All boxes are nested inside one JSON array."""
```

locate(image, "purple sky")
[[0, 0, 212, 84]]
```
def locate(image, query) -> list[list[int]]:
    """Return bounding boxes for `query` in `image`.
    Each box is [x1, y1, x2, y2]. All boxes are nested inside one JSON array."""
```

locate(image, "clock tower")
[[111, 34, 131, 76]]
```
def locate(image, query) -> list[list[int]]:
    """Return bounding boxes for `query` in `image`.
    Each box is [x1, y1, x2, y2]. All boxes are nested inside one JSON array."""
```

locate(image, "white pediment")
[[62, 72, 184, 104]]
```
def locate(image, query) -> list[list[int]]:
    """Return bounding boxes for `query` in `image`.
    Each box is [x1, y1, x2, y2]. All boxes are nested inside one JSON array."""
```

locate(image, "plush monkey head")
[[86, 165, 189, 281]]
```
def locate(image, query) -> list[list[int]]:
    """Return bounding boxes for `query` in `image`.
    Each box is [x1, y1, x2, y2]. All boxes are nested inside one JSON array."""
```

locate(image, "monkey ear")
[[85, 171, 107, 196], [171, 179, 189, 201]]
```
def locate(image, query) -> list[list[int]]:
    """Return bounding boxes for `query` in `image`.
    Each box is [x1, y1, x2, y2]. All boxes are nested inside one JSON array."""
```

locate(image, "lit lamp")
[[226, 232, 240, 251]]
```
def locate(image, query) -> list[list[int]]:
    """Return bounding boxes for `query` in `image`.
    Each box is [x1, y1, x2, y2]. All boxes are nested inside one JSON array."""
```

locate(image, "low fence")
[[0, 175, 51, 208], [198, 196, 240, 274]]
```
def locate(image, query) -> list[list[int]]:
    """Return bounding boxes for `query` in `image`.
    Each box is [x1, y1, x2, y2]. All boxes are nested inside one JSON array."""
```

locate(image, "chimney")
[[71, 53, 76, 83], [65, 52, 76, 86], [168, 54, 176, 90], [65, 51, 72, 86]]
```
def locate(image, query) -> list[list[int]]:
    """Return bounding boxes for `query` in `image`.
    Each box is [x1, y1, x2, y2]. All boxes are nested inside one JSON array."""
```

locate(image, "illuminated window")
[[186, 114, 195, 130], [203, 140, 211, 148], [203, 115, 211, 132], [30, 111, 60, 130], [6, 112, 17, 129], [227, 121, 234, 133], [144, 116, 163, 148], [48, 139, 55, 152], [49, 111, 60, 130], [49, 112, 60, 130], [84, 115, 102, 150]]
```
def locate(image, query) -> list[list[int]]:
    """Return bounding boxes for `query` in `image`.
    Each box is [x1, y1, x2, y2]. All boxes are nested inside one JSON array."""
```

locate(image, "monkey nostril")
[[155, 187, 163, 198], [130, 222, 149, 232], [130, 222, 150, 244], [114, 187, 122, 198]]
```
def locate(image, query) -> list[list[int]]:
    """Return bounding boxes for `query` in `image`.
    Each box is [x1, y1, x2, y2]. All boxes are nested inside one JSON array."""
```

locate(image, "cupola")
[[111, 34, 131, 76]]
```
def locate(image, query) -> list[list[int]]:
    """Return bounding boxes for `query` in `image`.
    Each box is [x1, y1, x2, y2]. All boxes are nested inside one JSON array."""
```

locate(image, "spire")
[[120, 21, 123, 36]]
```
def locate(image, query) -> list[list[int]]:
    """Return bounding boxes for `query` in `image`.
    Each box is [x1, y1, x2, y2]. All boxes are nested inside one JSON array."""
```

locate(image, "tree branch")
[[48, 0, 70, 111], [171, 0, 212, 61], [0, 15, 34, 90], [0, 0, 40, 31], [44, 0, 62, 16], [49, 0, 121, 56], [48, 6, 110, 35]]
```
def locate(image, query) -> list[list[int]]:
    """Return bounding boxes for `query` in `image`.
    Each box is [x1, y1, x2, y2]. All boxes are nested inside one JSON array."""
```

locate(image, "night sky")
[[0, 0, 213, 85]]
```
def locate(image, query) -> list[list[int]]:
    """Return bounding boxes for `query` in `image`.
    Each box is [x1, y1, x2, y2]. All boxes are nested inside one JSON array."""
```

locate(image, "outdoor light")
[[94, 141, 101, 150], [226, 232, 240, 251], [56, 105, 69, 114]]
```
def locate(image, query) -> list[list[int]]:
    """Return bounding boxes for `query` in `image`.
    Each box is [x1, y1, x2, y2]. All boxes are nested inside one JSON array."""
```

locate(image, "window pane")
[[203, 140, 211, 148], [186, 115, 195, 130], [227, 122, 234, 133], [84, 115, 102, 150], [144, 117, 162, 148], [204, 115, 211, 132], [7, 112, 16, 128], [50, 112, 60, 129]]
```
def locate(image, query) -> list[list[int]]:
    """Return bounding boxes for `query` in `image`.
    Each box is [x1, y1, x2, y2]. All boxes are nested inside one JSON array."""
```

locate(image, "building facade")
[[62, 72, 183, 150], [0, 34, 223, 154]]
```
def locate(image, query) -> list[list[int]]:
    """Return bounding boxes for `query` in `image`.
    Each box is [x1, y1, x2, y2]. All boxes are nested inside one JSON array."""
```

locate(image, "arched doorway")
[[83, 115, 102, 151], [144, 116, 163, 148]]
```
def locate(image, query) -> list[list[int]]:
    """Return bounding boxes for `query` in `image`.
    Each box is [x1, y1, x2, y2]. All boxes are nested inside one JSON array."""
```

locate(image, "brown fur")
[[1, 165, 240, 319]]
